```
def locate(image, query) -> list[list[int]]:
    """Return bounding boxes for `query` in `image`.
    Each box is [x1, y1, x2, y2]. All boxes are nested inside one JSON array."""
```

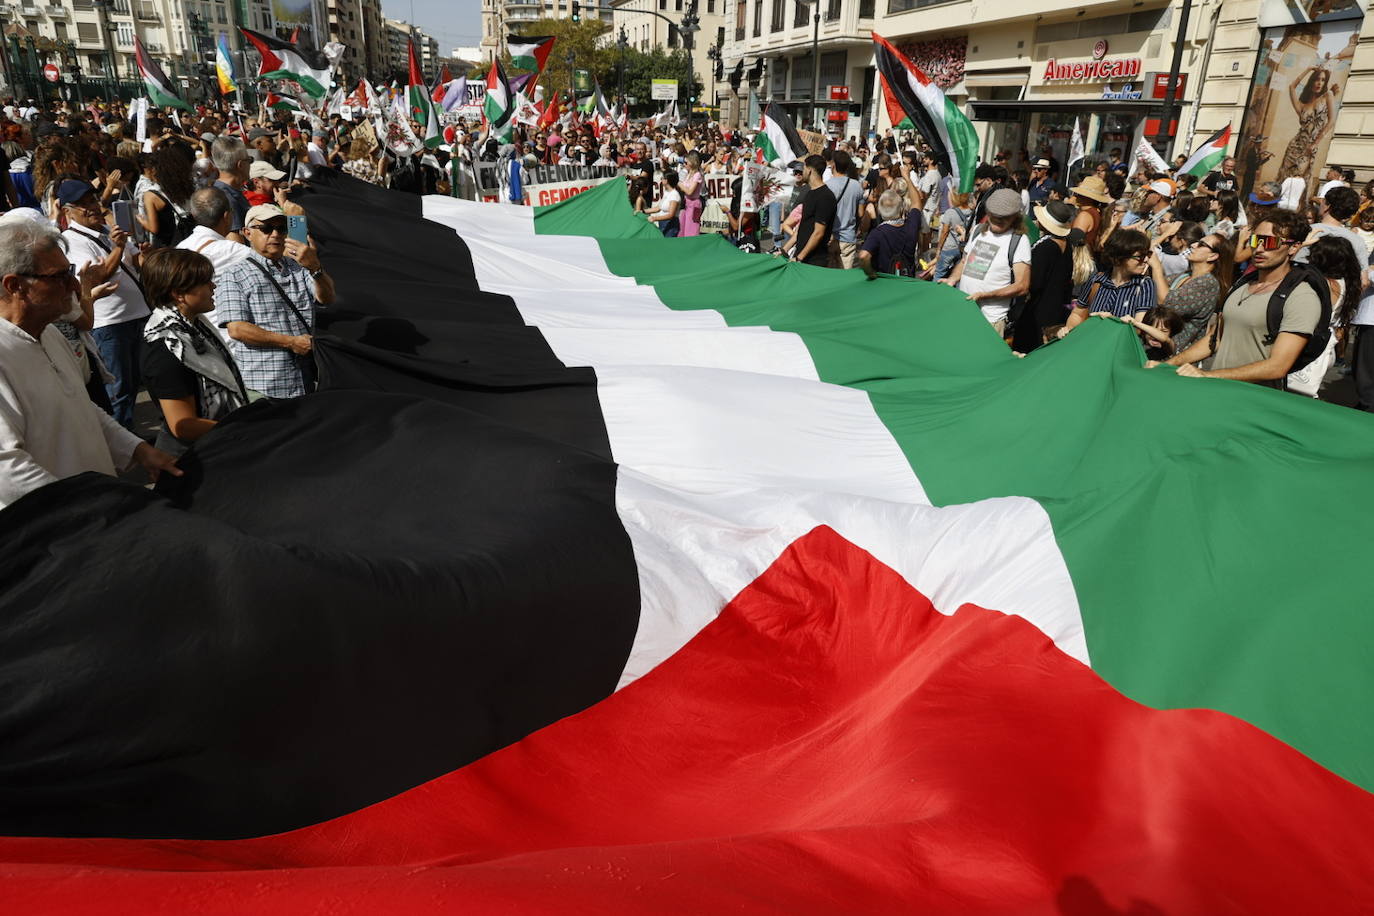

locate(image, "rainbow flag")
[[215, 32, 237, 95]]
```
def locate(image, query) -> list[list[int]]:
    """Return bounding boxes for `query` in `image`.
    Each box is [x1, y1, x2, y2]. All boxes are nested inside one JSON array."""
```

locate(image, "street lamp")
[[810, 3, 819, 131], [706, 42, 720, 120], [91, 0, 118, 101], [680, 0, 698, 126], [616, 26, 627, 111]]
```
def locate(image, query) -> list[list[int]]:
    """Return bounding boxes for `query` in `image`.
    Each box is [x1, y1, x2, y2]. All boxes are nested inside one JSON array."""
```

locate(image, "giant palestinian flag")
[[506, 34, 556, 73], [873, 31, 976, 192], [2, 172, 1374, 911], [239, 26, 332, 99], [134, 36, 191, 111]]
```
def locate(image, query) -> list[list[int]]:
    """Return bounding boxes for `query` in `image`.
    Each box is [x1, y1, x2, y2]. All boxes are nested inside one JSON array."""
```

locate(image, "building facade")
[[482, 0, 614, 68], [611, 0, 725, 111], [722, 0, 1373, 193], [326, 0, 386, 83]]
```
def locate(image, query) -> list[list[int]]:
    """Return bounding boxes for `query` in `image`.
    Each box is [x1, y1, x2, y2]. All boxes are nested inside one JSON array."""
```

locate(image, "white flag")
[[1067, 117, 1085, 175], [1133, 136, 1169, 173]]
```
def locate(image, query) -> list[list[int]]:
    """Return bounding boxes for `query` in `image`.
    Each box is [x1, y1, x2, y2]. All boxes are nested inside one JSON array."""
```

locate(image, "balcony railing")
[[45, 5, 68, 16]]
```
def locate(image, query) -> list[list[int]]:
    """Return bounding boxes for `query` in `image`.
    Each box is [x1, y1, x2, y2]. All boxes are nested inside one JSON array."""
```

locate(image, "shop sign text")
[[1101, 83, 1143, 100], [1043, 57, 1142, 83]]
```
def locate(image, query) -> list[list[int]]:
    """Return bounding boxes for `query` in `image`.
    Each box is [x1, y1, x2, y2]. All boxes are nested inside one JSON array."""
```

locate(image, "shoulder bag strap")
[[72, 227, 146, 299], [244, 258, 313, 336]]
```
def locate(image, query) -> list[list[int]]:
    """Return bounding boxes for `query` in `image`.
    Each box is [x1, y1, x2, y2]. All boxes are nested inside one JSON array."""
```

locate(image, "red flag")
[[431, 65, 452, 104], [537, 91, 562, 129], [288, 26, 299, 43]]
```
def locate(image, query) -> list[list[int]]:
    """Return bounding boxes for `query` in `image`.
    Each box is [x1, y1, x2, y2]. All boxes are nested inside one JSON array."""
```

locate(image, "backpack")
[[1229, 262, 1332, 376], [150, 190, 195, 246], [874, 221, 917, 277]]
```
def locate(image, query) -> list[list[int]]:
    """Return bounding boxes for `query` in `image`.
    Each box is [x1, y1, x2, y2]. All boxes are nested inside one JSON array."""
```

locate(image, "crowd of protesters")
[[0, 90, 1370, 509]]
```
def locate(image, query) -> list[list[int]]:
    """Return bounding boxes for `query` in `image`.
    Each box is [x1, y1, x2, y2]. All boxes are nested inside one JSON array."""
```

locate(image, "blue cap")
[[55, 179, 97, 207]]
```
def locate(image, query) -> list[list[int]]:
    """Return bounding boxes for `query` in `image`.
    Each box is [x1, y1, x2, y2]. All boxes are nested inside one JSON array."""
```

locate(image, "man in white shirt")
[[177, 187, 250, 342], [1315, 165, 1349, 202], [942, 188, 1031, 335], [0, 220, 180, 509], [57, 179, 151, 430], [307, 130, 330, 169]]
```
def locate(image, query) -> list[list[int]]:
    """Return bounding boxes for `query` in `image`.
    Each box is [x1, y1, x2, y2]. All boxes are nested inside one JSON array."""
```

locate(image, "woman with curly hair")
[[139, 139, 196, 247]]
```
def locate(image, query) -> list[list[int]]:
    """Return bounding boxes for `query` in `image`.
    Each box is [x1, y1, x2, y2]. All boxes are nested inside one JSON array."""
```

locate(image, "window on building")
[[752, 0, 761, 36], [77, 21, 99, 41], [660, 0, 666, 9], [825, 0, 838, 19], [769, 0, 783, 30], [1034, 6, 1168, 42], [858, 0, 872, 15], [707, 0, 714, 11], [73, 0, 93, 9], [217, 6, 226, 21], [793, 0, 808, 29], [116, 22, 134, 46]]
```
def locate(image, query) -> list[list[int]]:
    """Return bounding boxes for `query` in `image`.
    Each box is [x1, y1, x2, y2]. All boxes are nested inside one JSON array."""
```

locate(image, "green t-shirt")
[[1214, 279, 1321, 388]]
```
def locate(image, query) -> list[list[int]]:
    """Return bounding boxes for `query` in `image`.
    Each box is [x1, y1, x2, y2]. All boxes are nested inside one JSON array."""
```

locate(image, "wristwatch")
[[310, 268, 325, 279]]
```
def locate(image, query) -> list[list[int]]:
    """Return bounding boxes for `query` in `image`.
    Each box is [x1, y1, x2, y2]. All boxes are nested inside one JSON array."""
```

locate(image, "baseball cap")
[[985, 187, 1024, 217], [786, 159, 804, 173], [311, 130, 328, 139], [247, 127, 277, 141], [1249, 188, 1279, 207], [250, 160, 287, 181], [244, 203, 285, 227], [1147, 179, 1177, 198], [55, 179, 97, 207]]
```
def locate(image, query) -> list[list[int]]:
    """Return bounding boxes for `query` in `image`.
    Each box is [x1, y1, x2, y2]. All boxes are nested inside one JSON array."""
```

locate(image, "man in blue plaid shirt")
[[216, 204, 335, 398]]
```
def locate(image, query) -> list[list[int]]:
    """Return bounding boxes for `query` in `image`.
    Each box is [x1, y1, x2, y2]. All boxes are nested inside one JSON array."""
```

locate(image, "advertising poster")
[[272, 0, 314, 26], [1235, 16, 1361, 198]]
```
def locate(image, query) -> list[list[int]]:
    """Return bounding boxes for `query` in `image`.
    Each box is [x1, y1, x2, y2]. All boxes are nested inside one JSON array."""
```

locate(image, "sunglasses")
[[1189, 240, 1217, 254], [1248, 233, 1291, 251], [20, 265, 75, 281], [251, 220, 289, 234], [1127, 252, 1149, 263]]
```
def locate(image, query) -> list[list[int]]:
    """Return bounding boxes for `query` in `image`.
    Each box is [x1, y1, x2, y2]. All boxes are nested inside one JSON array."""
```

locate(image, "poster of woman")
[[1236, 19, 1360, 200]]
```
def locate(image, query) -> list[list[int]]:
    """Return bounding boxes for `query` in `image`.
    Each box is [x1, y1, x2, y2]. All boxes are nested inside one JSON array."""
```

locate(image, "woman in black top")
[[139, 140, 195, 247], [1012, 200, 1078, 353], [139, 248, 249, 455]]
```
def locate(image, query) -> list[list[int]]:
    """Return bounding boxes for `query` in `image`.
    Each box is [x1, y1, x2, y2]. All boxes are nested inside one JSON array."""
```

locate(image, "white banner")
[[651, 79, 678, 101]]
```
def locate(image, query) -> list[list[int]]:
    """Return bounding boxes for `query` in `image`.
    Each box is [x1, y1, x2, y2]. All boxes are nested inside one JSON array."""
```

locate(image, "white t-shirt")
[[1279, 176, 1306, 212], [62, 226, 151, 328], [918, 168, 940, 221], [656, 188, 682, 220], [307, 144, 329, 167], [957, 228, 1032, 324], [1317, 179, 1347, 200]]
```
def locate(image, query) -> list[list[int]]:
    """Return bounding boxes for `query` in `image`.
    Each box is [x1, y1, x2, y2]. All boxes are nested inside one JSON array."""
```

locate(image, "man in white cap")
[[245, 159, 287, 208], [1123, 178, 1174, 234], [214, 204, 334, 399], [942, 187, 1030, 335]]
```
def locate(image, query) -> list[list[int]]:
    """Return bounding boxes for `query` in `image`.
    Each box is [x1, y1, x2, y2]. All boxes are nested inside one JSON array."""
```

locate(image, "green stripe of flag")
[[531, 179, 1374, 793]]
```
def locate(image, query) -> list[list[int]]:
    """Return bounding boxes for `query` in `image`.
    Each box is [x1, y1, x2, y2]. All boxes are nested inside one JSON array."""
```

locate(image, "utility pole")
[[1154, 0, 1192, 157], [681, 0, 698, 125], [810, 3, 819, 131]]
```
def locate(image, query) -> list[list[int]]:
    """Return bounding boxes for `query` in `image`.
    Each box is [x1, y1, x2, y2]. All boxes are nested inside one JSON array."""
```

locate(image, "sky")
[[382, 0, 484, 54]]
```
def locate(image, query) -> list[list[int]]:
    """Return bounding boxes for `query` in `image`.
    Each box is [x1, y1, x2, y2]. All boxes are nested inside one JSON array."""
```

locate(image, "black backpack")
[[1229, 262, 1332, 375], [150, 190, 196, 246]]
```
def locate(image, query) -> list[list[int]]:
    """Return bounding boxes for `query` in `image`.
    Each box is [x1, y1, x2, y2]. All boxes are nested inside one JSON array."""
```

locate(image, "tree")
[[614, 47, 701, 116]]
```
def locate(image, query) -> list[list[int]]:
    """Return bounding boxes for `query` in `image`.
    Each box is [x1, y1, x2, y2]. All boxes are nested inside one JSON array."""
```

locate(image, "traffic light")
[[571, 1, 580, 21]]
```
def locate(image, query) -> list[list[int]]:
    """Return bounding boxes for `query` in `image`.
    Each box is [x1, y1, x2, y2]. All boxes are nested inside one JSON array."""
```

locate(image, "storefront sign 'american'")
[[1043, 57, 1142, 82]]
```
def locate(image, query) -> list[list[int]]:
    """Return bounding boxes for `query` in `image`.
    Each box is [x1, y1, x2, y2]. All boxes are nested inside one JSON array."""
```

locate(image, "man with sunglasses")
[[1164, 211, 1322, 388], [215, 204, 334, 399], [0, 220, 181, 508]]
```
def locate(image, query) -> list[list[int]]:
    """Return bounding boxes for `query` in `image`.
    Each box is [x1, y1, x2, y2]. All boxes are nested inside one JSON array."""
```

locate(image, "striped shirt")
[[1085, 271, 1157, 318]]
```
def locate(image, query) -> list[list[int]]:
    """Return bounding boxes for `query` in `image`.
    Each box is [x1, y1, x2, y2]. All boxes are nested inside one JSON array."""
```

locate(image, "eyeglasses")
[[20, 265, 75, 281], [1127, 253, 1149, 263], [250, 220, 289, 234], [1248, 233, 1291, 251], [1188, 241, 1217, 253]]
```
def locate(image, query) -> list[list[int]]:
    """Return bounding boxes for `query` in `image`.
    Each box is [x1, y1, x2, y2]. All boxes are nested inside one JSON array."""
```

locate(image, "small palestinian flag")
[[1178, 124, 1232, 178], [265, 92, 302, 113], [407, 39, 442, 149], [134, 36, 191, 111], [240, 26, 332, 99], [507, 35, 556, 73], [873, 31, 977, 193], [753, 102, 803, 165], [483, 58, 515, 143]]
